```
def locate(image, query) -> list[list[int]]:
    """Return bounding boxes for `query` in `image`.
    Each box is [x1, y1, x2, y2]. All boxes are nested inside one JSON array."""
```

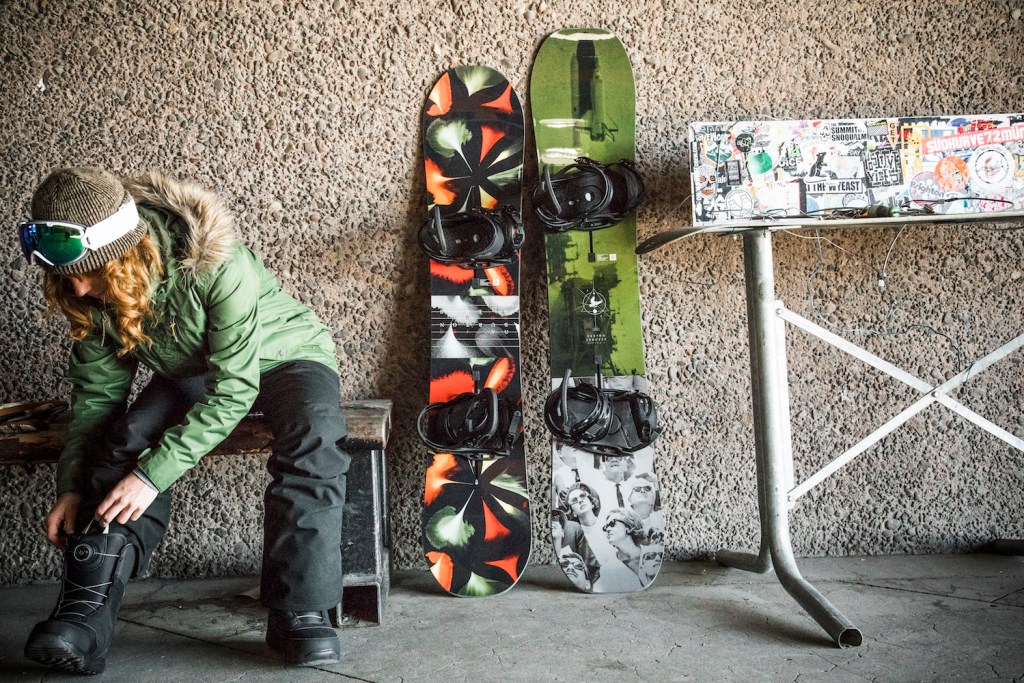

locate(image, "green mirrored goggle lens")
[[18, 222, 88, 266]]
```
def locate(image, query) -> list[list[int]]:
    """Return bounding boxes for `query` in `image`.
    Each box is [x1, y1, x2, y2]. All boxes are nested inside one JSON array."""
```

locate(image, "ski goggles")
[[17, 198, 139, 267]]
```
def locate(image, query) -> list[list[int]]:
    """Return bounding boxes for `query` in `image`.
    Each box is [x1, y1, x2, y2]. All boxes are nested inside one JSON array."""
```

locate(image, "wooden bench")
[[0, 399, 393, 624]]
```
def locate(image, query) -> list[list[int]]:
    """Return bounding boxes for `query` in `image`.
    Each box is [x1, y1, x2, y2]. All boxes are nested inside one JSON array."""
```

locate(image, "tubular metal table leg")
[[717, 233, 773, 574], [719, 229, 862, 648]]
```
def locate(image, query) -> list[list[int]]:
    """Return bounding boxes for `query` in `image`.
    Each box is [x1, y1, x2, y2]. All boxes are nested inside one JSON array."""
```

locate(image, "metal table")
[[638, 211, 1024, 647]]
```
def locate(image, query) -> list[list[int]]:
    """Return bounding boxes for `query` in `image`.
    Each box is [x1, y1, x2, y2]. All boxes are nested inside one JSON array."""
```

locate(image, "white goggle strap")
[[81, 198, 140, 250]]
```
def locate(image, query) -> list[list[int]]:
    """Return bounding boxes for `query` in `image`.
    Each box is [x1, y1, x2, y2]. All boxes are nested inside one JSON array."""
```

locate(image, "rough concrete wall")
[[1, 0, 1022, 585]]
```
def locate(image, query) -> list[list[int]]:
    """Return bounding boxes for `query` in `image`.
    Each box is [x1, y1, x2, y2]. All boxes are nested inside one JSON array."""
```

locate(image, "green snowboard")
[[531, 29, 664, 593]]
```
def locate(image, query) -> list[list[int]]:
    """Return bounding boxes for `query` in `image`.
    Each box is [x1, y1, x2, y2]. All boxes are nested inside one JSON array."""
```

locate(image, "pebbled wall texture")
[[1, 0, 1022, 586]]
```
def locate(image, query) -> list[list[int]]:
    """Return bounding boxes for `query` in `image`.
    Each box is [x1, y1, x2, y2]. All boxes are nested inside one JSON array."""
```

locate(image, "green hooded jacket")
[[56, 172, 338, 494]]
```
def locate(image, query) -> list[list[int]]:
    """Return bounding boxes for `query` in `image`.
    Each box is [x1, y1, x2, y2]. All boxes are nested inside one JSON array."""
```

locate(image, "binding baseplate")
[[417, 387, 523, 459], [418, 205, 524, 268], [531, 157, 644, 232], [544, 368, 660, 456]]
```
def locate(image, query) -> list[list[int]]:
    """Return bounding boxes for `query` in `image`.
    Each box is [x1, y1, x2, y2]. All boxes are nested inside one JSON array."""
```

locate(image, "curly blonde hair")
[[43, 233, 163, 355]]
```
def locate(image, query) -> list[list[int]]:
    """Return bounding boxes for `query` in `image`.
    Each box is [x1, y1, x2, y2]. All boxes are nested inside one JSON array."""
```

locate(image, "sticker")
[[908, 171, 943, 206], [724, 189, 753, 218], [933, 155, 969, 191], [693, 164, 718, 198], [969, 145, 1014, 192], [725, 160, 743, 185], [735, 133, 754, 154], [747, 151, 773, 176]]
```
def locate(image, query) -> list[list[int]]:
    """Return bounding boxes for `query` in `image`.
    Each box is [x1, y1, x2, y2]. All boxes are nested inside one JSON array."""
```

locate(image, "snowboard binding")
[[531, 157, 644, 232], [418, 205, 524, 268], [544, 368, 661, 456], [417, 387, 524, 459]]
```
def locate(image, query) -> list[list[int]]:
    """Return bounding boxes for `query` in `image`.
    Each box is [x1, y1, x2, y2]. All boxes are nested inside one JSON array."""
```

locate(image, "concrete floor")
[[0, 554, 1021, 682]]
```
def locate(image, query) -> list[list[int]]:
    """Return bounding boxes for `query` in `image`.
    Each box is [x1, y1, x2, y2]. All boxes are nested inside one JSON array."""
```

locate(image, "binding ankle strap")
[[544, 369, 615, 444]]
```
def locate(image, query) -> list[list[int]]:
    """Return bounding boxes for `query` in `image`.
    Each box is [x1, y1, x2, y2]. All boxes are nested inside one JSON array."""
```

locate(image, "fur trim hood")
[[122, 171, 236, 278]]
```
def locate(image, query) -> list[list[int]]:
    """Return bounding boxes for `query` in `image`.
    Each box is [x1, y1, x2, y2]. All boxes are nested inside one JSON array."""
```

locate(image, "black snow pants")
[[75, 360, 350, 611]]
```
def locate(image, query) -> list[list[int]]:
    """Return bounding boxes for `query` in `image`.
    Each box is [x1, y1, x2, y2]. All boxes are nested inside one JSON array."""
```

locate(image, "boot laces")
[[53, 551, 121, 618], [290, 611, 329, 631]]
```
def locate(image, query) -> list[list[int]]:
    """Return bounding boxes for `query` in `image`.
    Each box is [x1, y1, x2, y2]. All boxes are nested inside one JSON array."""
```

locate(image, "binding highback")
[[418, 205, 524, 268]]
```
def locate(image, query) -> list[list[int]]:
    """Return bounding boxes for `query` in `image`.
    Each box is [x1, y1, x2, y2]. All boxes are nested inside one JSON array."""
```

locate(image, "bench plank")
[[0, 400, 392, 467]]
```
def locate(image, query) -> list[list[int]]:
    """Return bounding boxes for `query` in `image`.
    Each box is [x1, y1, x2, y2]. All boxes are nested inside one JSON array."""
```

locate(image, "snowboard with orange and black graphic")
[[416, 65, 531, 596]]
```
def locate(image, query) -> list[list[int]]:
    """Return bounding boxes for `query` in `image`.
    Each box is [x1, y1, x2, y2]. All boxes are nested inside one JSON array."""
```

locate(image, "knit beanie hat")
[[29, 167, 148, 275]]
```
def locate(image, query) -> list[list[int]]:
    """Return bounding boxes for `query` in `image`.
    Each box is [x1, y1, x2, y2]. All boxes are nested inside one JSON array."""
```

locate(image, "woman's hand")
[[96, 472, 158, 527], [45, 493, 82, 550]]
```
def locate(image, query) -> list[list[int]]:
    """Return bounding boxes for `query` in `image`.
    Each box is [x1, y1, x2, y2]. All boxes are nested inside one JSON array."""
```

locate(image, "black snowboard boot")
[[266, 609, 342, 666], [24, 530, 136, 675]]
